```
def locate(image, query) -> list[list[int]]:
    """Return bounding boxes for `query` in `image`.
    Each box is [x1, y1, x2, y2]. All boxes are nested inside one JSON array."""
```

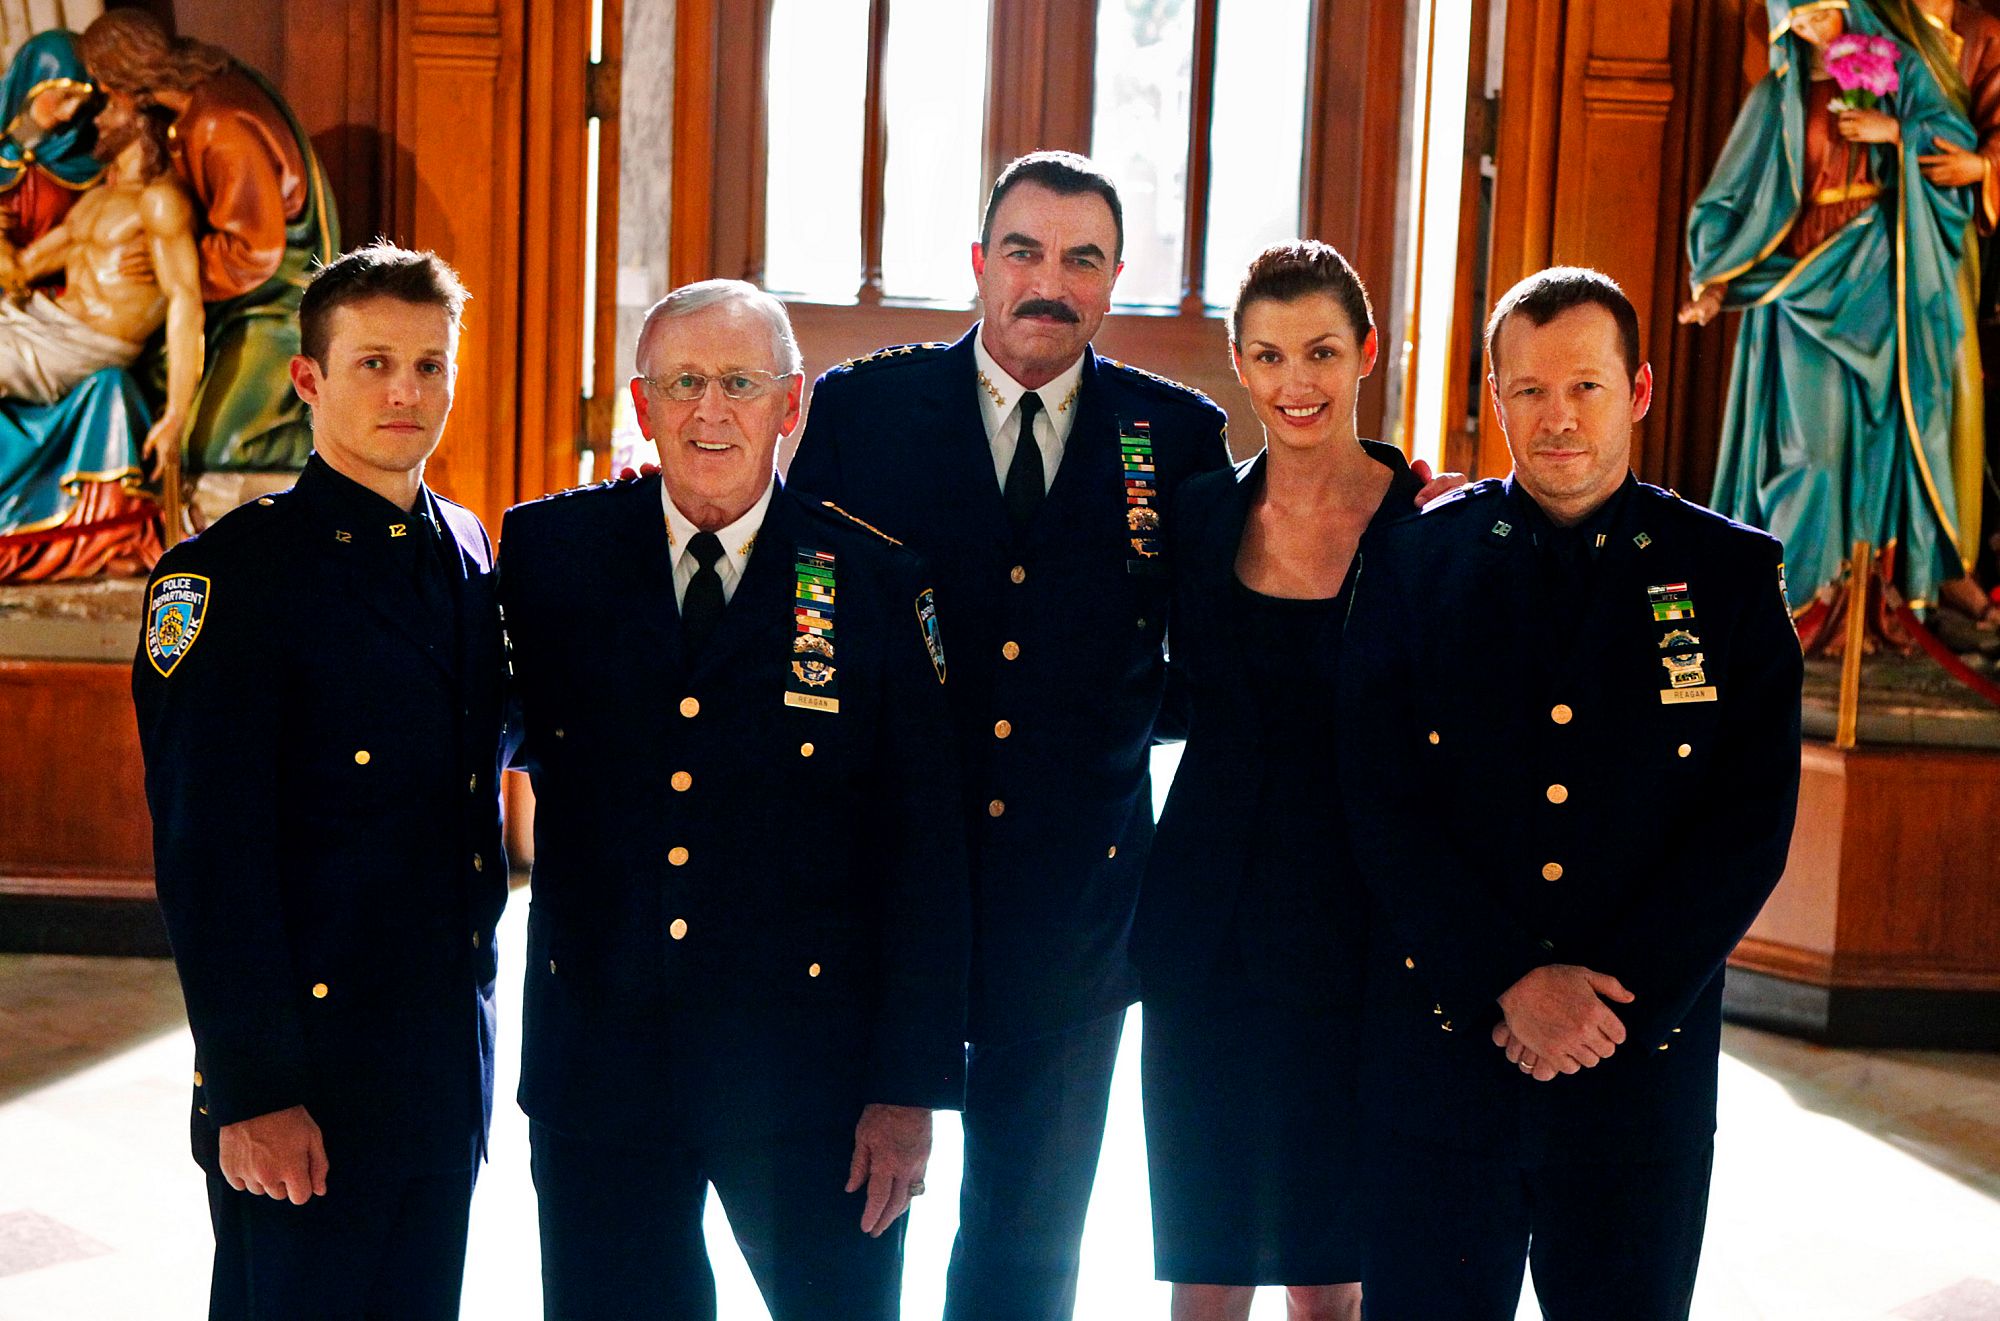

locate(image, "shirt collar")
[[972, 329, 1086, 439], [662, 472, 775, 571]]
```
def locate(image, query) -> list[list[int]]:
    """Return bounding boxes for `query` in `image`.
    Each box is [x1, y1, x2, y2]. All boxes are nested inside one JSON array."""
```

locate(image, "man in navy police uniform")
[[1338, 267, 1803, 1320], [788, 150, 1230, 1321], [133, 243, 507, 1321], [499, 279, 969, 1321]]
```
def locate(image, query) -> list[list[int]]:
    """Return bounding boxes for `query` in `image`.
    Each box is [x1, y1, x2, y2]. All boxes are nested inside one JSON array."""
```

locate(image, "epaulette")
[[530, 472, 642, 506], [1099, 356, 1219, 408], [1418, 477, 1504, 515], [829, 342, 952, 374], [813, 499, 904, 546]]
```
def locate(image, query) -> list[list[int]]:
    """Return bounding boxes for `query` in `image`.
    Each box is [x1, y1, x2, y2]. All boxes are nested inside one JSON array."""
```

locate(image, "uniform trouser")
[[530, 1117, 906, 1321], [204, 1164, 475, 1321], [944, 1008, 1125, 1321], [1360, 1139, 1714, 1321]]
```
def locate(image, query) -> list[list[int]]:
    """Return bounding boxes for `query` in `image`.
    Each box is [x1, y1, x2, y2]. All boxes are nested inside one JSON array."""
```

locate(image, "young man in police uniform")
[[786, 150, 1231, 1321], [1337, 267, 1804, 1319], [499, 280, 969, 1321], [132, 243, 507, 1320]]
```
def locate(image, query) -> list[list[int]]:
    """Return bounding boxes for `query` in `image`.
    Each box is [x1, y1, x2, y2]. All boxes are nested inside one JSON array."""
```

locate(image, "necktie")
[[681, 531, 726, 656], [1003, 390, 1045, 532]]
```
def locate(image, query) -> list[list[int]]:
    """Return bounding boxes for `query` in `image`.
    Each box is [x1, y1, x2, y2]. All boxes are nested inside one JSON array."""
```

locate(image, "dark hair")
[[980, 150, 1124, 263], [1484, 266, 1641, 378], [78, 11, 233, 96], [1229, 240, 1374, 348], [298, 241, 470, 365]]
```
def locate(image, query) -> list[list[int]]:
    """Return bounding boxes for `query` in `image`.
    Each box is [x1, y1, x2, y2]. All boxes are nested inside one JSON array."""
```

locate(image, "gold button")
[[554, 727, 565, 739], [256, 497, 274, 506], [800, 742, 815, 757], [354, 749, 371, 765], [1433, 1003, 1444, 1015], [1440, 1020, 1454, 1032], [670, 918, 688, 940], [1001, 641, 1021, 661], [1542, 862, 1564, 882], [468, 774, 478, 793], [1546, 784, 1568, 804], [1677, 743, 1691, 758], [198, 1106, 208, 1115], [1427, 731, 1440, 745], [1658, 1042, 1670, 1051], [988, 799, 1006, 817], [1551, 704, 1573, 725], [471, 931, 481, 948], [311, 983, 328, 999], [808, 962, 822, 978], [680, 696, 700, 718], [1136, 617, 1147, 629], [548, 960, 557, 974], [472, 853, 484, 872], [994, 719, 1012, 739], [671, 770, 693, 792], [193, 1071, 203, 1086], [669, 846, 689, 866], [1107, 845, 1117, 858], [1010, 565, 1026, 584], [1404, 956, 1416, 970]]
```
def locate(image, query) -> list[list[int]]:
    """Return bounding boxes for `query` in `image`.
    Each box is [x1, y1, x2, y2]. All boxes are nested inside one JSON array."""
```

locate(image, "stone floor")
[[2, 905, 1998, 1321]]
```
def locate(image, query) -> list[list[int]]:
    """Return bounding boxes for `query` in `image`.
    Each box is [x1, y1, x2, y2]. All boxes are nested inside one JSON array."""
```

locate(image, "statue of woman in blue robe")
[[1682, 0, 1991, 620], [0, 30, 105, 250]]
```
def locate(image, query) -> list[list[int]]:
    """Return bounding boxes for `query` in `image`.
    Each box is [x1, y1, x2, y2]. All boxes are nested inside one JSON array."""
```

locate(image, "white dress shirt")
[[661, 475, 774, 608], [973, 332, 1086, 493]]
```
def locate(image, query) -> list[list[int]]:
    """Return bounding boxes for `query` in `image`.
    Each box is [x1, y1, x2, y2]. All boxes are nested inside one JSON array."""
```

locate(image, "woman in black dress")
[[1134, 241, 1423, 1321]]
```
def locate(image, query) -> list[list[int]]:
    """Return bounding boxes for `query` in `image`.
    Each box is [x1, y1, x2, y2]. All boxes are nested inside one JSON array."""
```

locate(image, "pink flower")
[[1822, 32, 1900, 104]]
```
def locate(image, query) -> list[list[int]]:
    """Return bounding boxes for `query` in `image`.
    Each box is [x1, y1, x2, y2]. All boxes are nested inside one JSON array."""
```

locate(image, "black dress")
[[1133, 441, 1422, 1285]]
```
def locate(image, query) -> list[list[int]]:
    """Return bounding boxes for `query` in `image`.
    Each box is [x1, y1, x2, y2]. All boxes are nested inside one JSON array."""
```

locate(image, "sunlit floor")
[[4, 911, 2000, 1321]]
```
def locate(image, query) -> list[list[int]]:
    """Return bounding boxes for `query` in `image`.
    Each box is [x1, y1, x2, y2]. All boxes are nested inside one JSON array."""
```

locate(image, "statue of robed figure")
[[1683, 0, 1987, 623]]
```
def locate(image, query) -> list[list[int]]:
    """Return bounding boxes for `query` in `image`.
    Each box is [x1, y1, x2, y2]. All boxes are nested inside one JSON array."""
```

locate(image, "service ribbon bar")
[[786, 547, 840, 712], [1121, 418, 1164, 572]]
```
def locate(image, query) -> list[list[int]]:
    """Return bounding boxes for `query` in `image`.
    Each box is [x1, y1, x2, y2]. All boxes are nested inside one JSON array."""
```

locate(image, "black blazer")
[[1134, 441, 1423, 1003], [134, 455, 510, 1179], [790, 327, 1231, 1044], [1337, 475, 1802, 1160], [499, 475, 970, 1145]]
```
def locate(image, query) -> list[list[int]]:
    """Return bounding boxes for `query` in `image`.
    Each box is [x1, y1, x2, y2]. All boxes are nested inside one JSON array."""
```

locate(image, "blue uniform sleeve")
[[1596, 538, 1803, 1046], [132, 550, 311, 1127], [788, 372, 848, 500], [1336, 536, 1552, 1018], [1153, 401, 1232, 745], [861, 555, 971, 1108]]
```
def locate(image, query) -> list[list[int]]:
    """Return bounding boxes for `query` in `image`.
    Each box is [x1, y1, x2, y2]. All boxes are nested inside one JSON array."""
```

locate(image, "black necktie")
[[1003, 390, 1045, 532], [681, 531, 726, 656]]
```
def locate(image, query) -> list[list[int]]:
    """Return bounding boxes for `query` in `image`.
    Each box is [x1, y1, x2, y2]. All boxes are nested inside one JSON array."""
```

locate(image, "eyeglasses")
[[640, 369, 799, 401]]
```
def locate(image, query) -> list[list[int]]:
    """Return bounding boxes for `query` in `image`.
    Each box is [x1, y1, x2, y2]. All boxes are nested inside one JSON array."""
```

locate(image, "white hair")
[[634, 279, 803, 376]]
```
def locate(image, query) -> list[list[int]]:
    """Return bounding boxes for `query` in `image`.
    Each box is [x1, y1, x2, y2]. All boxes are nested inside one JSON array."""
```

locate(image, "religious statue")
[[0, 29, 101, 250], [76, 10, 338, 475], [1682, 0, 1993, 626]]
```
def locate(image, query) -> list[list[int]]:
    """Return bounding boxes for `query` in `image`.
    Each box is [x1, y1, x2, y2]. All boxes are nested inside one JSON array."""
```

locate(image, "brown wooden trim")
[[857, 0, 892, 304], [1728, 935, 1834, 984], [982, 0, 1096, 184], [0, 874, 155, 899], [670, 0, 719, 287], [1733, 936, 2000, 993], [1177, 0, 1219, 315], [587, 0, 628, 476], [1442, 2, 1495, 474], [1302, 0, 1410, 442]]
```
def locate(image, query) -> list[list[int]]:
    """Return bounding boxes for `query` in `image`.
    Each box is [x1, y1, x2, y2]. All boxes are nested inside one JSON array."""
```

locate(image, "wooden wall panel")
[[393, 1, 524, 533], [0, 661, 152, 896]]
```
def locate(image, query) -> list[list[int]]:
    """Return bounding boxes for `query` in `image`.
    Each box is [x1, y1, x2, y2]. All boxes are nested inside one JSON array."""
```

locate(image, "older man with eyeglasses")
[[497, 278, 972, 1321]]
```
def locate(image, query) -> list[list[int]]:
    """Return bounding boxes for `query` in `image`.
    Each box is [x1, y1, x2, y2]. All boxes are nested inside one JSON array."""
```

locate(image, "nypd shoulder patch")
[[146, 572, 211, 678], [915, 587, 946, 683]]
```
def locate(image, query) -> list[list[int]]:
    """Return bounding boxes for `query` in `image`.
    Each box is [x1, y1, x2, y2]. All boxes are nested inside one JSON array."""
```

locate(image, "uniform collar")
[[661, 473, 774, 574], [296, 451, 440, 542], [971, 328, 1086, 443], [1504, 471, 1636, 551]]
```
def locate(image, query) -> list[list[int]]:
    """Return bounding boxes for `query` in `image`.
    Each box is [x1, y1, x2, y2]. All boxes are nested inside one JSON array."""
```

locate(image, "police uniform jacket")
[[132, 454, 510, 1179], [1133, 442, 1422, 1003], [498, 474, 970, 1145], [1336, 475, 1802, 1161], [790, 328, 1230, 1045]]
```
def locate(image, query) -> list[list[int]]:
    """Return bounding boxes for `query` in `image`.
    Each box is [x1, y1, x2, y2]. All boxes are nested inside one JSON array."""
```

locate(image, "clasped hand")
[[1492, 964, 1635, 1082]]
